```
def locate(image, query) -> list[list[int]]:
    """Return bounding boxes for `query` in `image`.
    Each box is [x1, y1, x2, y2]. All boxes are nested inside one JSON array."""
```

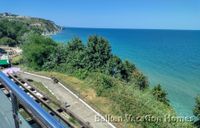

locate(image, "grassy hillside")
[[19, 34, 195, 128], [22, 69, 194, 128], [0, 12, 61, 46]]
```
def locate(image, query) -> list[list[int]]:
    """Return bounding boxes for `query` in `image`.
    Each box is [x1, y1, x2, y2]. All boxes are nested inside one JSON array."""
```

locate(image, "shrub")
[[72, 69, 89, 80], [193, 95, 200, 119], [152, 84, 169, 105], [95, 74, 114, 96], [22, 34, 57, 70], [0, 37, 17, 46], [133, 71, 149, 90]]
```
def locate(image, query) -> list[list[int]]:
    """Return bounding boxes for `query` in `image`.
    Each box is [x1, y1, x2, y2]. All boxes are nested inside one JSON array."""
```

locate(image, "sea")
[[52, 27, 200, 117]]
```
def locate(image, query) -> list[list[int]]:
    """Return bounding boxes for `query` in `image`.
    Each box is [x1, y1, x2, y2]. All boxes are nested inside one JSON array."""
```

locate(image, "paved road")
[[18, 71, 115, 128]]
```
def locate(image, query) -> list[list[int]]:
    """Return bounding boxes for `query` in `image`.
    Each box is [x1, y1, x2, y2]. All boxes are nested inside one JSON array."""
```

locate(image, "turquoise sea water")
[[52, 28, 200, 117]]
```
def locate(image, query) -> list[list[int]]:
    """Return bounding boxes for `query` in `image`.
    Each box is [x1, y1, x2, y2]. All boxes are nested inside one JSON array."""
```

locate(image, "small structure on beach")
[[0, 48, 10, 67]]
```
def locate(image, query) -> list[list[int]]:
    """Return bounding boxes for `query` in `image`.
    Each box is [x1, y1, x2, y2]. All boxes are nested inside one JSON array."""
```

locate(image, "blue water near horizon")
[[52, 27, 200, 117]]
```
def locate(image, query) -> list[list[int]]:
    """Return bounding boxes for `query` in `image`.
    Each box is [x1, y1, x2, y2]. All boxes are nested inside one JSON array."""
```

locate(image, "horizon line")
[[63, 26, 200, 31]]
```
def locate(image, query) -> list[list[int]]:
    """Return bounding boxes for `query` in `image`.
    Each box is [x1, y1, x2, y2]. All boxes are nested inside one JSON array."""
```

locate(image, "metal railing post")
[[10, 91, 20, 128]]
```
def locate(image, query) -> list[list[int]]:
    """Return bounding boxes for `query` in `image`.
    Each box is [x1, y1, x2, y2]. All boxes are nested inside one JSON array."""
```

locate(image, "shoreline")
[[42, 27, 63, 36], [51, 28, 200, 118]]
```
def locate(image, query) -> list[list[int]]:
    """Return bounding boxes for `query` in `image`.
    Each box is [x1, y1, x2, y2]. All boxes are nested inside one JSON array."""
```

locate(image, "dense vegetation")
[[0, 13, 194, 127], [194, 95, 200, 118], [21, 34, 194, 128], [22, 34, 148, 89], [152, 84, 169, 105], [0, 19, 29, 46], [0, 13, 60, 46], [193, 95, 200, 126]]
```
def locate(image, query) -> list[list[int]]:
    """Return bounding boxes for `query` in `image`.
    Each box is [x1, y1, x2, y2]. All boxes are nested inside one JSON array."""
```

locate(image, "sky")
[[0, 0, 200, 30]]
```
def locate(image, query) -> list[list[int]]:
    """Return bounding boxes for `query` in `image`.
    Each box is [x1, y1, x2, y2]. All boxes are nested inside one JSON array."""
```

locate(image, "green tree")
[[43, 43, 68, 70], [105, 56, 135, 81], [123, 60, 136, 71], [0, 19, 29, 46], [152, 84, 169, 105], [66, 38, 85, 51], [65, 38, 86, 69], [86, 35, 112, 70], [193, 95, 200, 119], [133, 71, 149, 90], [22, 34, 57, 70], [121, 60, 136, 81], [106, 55, 124, 78], [0, 37, 16, 46], [95, 74, 114, 96]]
